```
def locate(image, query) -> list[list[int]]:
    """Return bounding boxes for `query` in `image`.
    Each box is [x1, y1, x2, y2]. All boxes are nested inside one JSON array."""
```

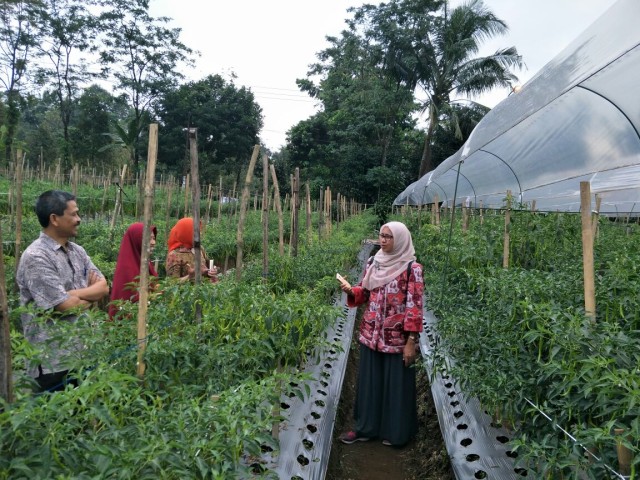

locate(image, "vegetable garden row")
[[2, 169, 639, 478], [413, 203, 640, 479], [0, 171, 373, 479]]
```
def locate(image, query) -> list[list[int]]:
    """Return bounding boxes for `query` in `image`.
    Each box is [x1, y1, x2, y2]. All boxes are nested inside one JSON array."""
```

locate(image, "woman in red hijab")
[[166, 217, 217, 283], [108, 223, 158, 320]]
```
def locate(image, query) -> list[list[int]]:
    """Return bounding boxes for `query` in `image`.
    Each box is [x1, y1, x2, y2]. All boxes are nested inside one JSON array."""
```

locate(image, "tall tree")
[[381, 0, 522, 178], [33, 0, 100, 168], [294, 28, 420, 202], [156, 74, 263, 183], [71, 84, 129, 167], [96, 0, 194, 174], [0, 0, 41, 164]]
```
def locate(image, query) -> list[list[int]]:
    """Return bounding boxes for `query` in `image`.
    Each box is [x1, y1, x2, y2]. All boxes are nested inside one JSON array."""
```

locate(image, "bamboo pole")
[[0, 219, 13, 403], [318, 188, 324, 239], [591, 194, 602, 239], [290, 168, 300, 257], [136, 124, 158, 379], [305, 182, 312, 245], [462, 198, 469, 233], [580, 182, 596, 321], [205, 184, 212, 225], [188, 129, 203, 323], [262, 154, 269, 283], [614, 428, 633, 477], [217, 177, 223, 222], [110, 164, 128, 235], [14, 150, 24, 292], [236, 145, 261, 281], [183, 173, 190, 218], [164, 181, 173, 246], [503, 190, 512, 269], [269, 164, 285, 256]]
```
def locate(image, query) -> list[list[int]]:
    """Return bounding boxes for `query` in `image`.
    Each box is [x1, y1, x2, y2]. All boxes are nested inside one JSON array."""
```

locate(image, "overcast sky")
[[150, 0, 619, 152]]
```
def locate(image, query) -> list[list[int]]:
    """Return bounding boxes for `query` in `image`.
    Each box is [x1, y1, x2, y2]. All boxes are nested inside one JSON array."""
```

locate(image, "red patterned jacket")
[[347, 262, 424, 354]]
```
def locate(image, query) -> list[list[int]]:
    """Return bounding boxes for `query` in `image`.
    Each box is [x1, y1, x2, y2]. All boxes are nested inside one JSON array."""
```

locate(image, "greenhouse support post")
[[136, 124, 158, 378], [580, 182, 596, 321]]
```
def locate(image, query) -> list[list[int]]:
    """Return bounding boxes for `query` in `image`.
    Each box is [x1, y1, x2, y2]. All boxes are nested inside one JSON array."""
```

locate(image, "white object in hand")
[[336, 273, 351, 289], [209, 260, 214, 270]]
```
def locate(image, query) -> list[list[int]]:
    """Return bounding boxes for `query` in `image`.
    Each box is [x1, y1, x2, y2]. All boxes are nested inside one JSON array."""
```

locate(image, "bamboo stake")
[[189, 128, 203, 323], [164, 181, 173, 246], [290, 168, 300, 257], [580, 182, 596, 321], [318, 188, 324, 239], [236, 145, 260, 281], [217, 177, 223, 222], [503, 190, 512, 269], [183, 173, 190, 218], [136, 124, 159, 378], [205, 184, 212, 225], [614, 428, 633, 477], [14, 150, 24, 292], [0, 219, 13, 403], [110, 164, 128, 235], [305, 182, 312, 245], [591, 194, 602, 239], [269, 164, 284, 256], [262, 153, 269, 283]]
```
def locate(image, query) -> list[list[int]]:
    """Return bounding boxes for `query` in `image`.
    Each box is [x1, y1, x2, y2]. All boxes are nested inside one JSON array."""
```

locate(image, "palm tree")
[[414, 0, 522, 177]]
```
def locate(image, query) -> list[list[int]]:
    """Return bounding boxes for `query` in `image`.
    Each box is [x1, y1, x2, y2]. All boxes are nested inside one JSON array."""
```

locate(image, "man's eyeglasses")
[[379, 233, 393, 240]]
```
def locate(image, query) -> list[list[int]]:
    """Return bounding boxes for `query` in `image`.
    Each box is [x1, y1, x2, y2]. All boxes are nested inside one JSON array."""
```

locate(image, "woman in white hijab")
[[338, 221, 424, 447]]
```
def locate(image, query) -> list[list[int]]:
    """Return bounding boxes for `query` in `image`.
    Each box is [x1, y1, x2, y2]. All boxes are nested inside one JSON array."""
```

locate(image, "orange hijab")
[[168, 217, 197, 251]]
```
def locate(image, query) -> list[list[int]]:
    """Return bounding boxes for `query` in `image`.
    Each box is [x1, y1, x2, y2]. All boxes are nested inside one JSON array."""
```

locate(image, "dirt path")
[[326, 330, 454, 480]]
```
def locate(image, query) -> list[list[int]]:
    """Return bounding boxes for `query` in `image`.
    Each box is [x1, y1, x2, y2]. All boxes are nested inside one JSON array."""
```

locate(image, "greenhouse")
[[394, 0, 640, 215]]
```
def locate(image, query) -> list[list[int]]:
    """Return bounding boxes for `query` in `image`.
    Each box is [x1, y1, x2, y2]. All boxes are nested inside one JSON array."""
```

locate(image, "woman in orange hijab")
[[166, 217, 218, 283], [109, 222, 158, 320]]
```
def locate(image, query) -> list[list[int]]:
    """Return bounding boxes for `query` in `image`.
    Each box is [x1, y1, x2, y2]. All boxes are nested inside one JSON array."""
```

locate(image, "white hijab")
[[362, 221, 416, 290]]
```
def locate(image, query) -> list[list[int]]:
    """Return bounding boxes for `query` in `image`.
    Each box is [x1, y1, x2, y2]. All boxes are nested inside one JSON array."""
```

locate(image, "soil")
[[326, 321, 455, 480]]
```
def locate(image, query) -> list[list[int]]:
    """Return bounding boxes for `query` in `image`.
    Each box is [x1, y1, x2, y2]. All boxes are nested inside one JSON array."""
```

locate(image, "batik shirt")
[[16, 232, 104, 377], [347, 262, 424, 354], [165, 247, 216, 283]]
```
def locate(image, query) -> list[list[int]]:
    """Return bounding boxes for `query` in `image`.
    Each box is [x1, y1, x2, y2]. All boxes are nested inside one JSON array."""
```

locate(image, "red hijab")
[[167, 217, 196, 251], [108, 222, 158, 320]]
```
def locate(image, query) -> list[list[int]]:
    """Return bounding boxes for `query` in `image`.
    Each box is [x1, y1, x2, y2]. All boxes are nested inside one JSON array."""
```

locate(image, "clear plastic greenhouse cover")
[[394, 0, 640, 215]]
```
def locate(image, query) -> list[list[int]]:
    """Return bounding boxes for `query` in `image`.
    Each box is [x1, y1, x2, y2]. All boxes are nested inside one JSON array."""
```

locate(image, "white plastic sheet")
[[394, 0, 640, 215]]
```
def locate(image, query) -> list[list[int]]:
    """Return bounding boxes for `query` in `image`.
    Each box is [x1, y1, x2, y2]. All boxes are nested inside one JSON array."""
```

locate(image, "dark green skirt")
[[354, 344, 418, 446]]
